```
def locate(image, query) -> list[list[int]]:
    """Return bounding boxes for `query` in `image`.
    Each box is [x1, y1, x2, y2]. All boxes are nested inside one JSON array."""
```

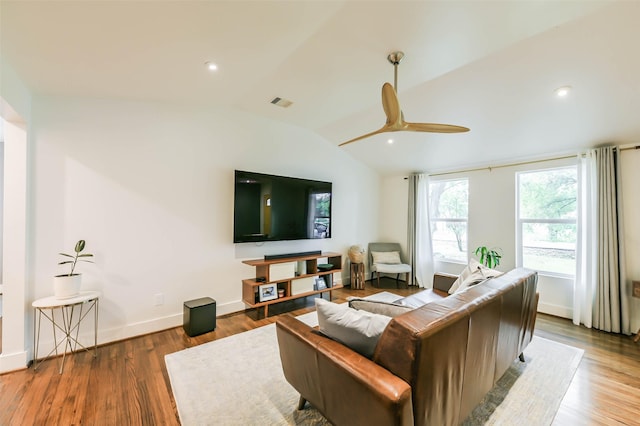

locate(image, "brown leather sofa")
[[275, 268, 539, 426]]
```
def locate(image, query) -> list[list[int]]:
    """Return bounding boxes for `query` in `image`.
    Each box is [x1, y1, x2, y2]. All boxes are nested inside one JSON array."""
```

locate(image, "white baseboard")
[[100, 313, 184, 344], [217, 300, 246, 316], [0, 350, 29, 373], [32, 299, 249, 356], [104, 299, 246, 343], [538, 302, 572, 319]]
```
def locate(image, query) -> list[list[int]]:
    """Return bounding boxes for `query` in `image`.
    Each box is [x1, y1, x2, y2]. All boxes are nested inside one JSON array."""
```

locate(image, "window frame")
[[515, 166, 578, 278]]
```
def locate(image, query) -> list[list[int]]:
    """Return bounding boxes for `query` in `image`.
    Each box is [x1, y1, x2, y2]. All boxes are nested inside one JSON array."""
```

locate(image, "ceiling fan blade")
[[404, 122, 470, 133], [338, 51, 470, 147], [339, 126, 391, 147], [381, 82, 401, 126]]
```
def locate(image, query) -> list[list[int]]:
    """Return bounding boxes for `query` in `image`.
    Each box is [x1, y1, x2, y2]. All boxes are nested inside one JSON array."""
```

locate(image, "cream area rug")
[[165, 294, 583, 426]]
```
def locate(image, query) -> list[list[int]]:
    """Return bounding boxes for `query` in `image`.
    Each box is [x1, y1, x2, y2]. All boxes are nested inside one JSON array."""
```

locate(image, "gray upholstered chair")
[[368, 242, 412, 288]]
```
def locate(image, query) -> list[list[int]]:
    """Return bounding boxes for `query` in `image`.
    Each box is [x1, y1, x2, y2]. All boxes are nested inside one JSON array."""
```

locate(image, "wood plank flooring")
[[1, 280, 639, 425]]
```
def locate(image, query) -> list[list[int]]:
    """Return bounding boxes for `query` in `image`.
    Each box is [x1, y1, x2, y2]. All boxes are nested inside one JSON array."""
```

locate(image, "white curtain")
[[407, 173, 434, 288], [574, 146, 630, 334], [574, 151, 597, 328]]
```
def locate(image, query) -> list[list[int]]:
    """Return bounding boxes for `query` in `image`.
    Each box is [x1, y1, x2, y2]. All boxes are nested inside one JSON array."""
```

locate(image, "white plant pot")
[[53, 274, 82, 299]]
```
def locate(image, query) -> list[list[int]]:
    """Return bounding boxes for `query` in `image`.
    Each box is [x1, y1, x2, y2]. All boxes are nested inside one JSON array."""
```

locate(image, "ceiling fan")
[[339, 51, 470, 147]]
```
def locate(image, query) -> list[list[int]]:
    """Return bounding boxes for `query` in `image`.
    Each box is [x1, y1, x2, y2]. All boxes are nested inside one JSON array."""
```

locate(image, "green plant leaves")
[[474, 246, 502, 269], [59, 240, 93, 275], [75, 240, 86, 253]]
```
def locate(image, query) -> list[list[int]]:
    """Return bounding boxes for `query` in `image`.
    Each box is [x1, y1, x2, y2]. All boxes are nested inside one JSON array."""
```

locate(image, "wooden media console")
[[242, 252, 342, 317]]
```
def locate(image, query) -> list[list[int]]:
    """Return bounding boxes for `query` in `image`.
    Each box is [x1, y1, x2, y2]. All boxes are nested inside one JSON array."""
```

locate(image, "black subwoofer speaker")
[[183, 297, 216, 337]]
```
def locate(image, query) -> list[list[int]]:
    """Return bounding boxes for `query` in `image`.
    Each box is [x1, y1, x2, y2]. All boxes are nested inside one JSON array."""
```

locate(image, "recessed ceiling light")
[[205, 61, 218, 71], [554, 86, 571, 98], [387, 139, 394, 144]]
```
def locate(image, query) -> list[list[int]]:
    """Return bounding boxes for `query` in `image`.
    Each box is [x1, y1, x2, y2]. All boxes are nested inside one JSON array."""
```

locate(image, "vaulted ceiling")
[[2, 1, 639, 175]]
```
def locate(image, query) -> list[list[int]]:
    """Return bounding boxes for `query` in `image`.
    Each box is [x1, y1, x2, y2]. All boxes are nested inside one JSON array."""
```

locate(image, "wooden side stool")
[[350, 262, 365, 290]]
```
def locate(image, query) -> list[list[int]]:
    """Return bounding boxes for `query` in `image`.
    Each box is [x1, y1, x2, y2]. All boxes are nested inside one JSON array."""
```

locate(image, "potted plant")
[[474, 246, 502, 269], [54, 239, 94, 299]]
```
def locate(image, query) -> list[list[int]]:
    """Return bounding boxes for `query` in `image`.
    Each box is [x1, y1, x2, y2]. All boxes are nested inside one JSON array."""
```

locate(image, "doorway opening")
[[0, 98, 28, 371]]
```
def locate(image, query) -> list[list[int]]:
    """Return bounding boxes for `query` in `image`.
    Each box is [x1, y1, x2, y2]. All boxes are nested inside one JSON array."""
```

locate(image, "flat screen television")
[[233, 170, 332, 243]]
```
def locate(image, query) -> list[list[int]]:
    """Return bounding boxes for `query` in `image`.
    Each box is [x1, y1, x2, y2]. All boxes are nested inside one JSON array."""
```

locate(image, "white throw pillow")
[[315, 298, 391, 358], [448, 258, 482, 294], [448, 259, 502, 294], [455, 266, 502, 293], [371, 251, 402, 264]]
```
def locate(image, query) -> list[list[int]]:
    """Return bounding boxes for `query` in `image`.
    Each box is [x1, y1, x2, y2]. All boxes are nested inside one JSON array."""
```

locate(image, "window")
[[429, 179, 468, 262], [311, 192, 331, 238], [517, 167, 577, 276]]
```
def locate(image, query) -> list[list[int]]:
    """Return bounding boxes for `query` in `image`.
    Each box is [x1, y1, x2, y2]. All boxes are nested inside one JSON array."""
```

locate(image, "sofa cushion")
[[448, 259, 502, 294], [371, 251, 401, 264], [348, 299, 413, 317], [315, 298, 391, 358], [393, 288, 448, 308], [374, 263, 412, 274]]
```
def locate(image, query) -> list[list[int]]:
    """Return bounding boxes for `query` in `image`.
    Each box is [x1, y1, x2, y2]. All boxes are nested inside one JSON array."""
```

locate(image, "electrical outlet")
[[633, 281, 640, 298], [154, 293, 164, 306]]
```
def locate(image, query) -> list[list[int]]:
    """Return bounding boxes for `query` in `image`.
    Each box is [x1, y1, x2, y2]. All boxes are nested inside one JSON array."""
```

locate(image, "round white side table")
[[32, 290, 100, 374]]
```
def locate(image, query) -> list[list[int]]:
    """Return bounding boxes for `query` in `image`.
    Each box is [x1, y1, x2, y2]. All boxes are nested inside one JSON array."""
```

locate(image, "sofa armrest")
[[433, 272, 458, 292], [276, 314, 413, 426]]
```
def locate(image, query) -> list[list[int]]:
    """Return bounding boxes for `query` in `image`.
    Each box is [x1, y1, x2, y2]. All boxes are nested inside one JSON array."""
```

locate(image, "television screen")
[[233, 170, 332, 243]]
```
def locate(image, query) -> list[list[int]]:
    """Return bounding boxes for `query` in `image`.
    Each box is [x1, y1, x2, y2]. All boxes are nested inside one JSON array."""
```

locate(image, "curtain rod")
[[404, 145, 640, 179]]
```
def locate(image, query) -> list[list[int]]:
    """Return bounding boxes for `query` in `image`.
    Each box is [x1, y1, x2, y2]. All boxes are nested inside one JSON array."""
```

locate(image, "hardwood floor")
[[535, 314, 640, 425], [1, 280, 639, 425]]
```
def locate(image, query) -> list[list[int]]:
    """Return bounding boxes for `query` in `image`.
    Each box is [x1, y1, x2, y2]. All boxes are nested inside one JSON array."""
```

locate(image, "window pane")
[[518, 166, 578, 276], [429, 179, 469, 262], [429, 180, 468, 219], [522, 222, 576, 275], [431, 220, 467, 262], [519, 168, 577, 219]]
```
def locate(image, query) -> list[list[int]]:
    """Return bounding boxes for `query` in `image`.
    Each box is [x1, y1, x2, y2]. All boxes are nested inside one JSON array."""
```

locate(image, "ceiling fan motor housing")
[[387, 51, 404, 65]]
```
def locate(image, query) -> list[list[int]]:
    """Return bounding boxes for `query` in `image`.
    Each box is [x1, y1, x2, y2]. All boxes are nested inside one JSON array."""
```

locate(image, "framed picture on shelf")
[[314, 277, 327, 291], [258, 283, 278, 302]]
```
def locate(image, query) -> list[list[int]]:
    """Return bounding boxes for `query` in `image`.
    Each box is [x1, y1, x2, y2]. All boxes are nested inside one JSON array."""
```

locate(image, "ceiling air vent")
[[270, 97, 293, 108]]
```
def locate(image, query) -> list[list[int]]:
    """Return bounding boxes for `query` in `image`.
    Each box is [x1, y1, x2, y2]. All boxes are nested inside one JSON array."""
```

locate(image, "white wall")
[[28, 95, 378, 353], [381, 153, 640, 330], [0, 62, 31, 123], [379, 177, 408, 246]]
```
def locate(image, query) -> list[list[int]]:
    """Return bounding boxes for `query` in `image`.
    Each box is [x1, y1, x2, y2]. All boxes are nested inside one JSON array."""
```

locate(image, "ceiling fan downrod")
[[387, 51, 405, 91]]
